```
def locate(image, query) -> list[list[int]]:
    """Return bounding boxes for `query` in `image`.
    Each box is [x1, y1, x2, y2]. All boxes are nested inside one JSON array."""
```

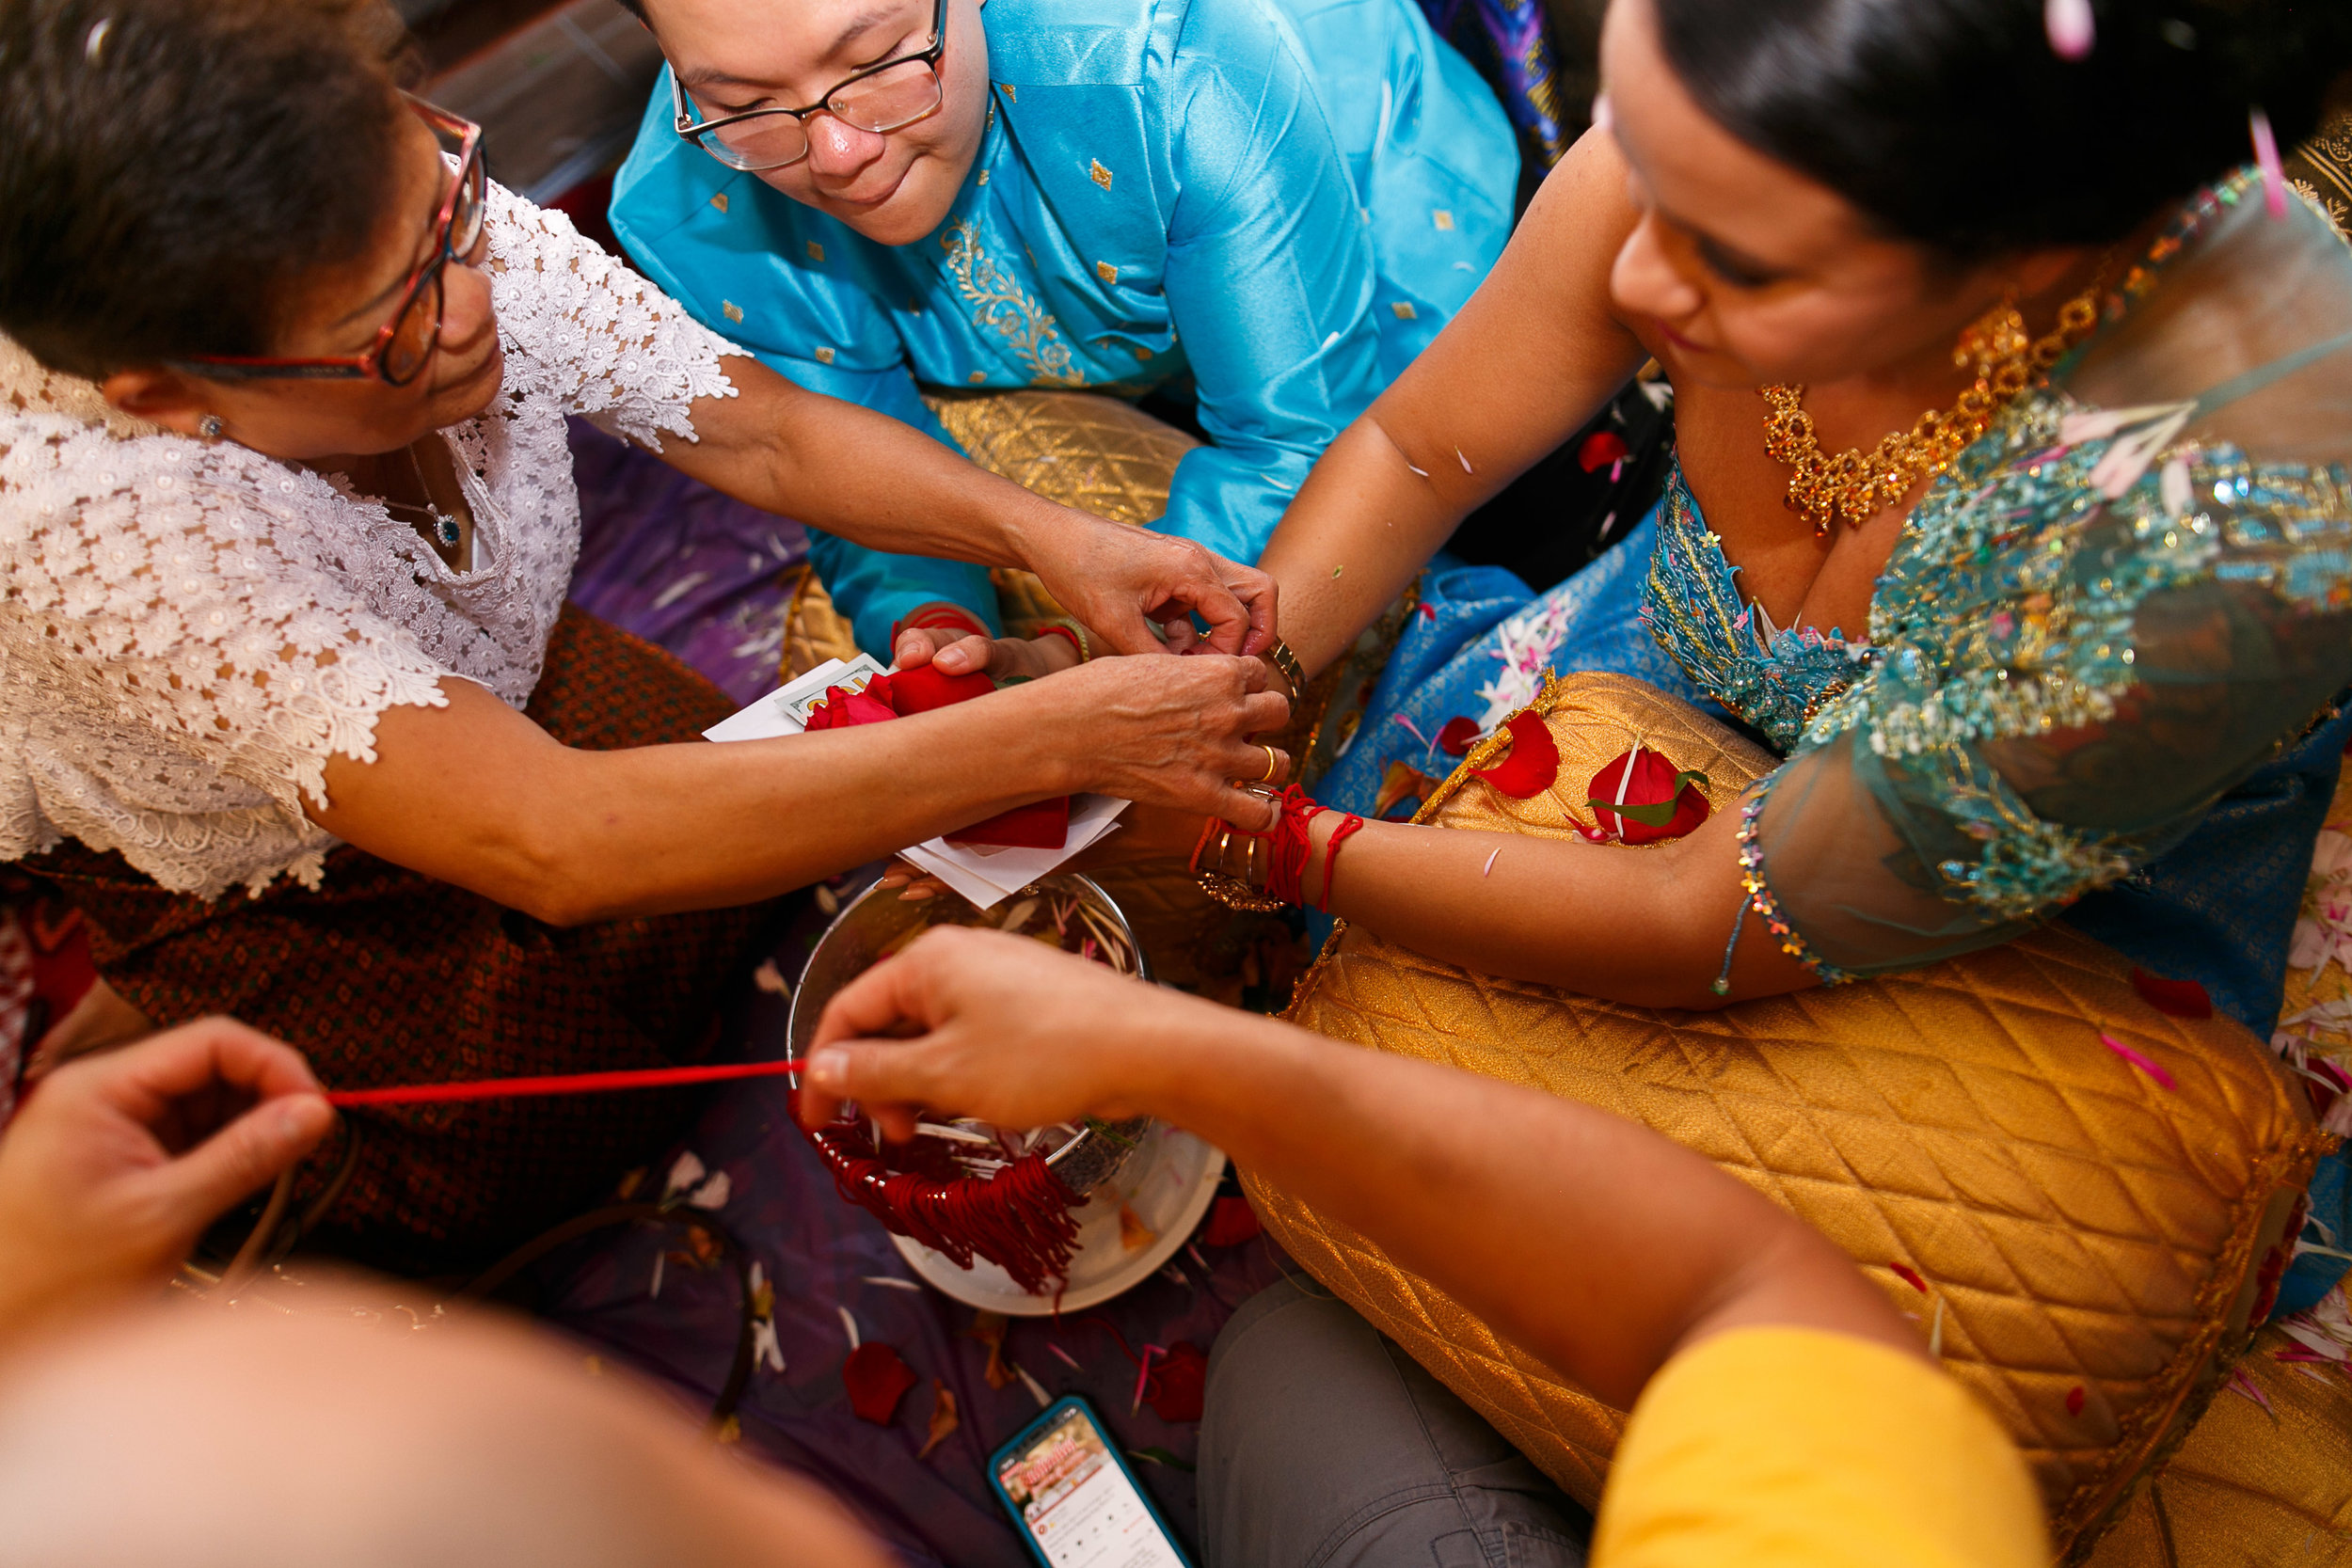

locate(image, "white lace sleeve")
[[480, 182, 744, 453], [0, 411, 458, 868]]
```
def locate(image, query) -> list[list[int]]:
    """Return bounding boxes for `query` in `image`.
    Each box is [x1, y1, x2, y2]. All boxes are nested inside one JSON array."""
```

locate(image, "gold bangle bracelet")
[[1264, 638, 1307, 701]]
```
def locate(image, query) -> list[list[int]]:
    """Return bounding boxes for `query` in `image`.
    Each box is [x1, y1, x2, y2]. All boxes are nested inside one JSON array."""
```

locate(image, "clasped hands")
[[889, 518, 1296, 832]]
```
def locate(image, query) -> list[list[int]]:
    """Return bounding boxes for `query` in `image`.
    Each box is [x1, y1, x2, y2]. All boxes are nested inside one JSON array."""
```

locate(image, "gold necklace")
[[1760, 280, 2104, 535]]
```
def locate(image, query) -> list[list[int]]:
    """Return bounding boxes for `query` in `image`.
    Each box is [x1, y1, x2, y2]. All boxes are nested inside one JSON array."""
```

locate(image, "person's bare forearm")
[[1295, 813, 1814, 1007], [1261, 135, 1651, 672], [1258, 413, 1472, 673], [317, 680, 1073, 926], [1113, 999, 1912, 1407], [670, 357, 1087, 572]]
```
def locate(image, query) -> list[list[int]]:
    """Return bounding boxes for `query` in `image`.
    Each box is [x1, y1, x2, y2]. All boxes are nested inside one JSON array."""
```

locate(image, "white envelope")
[[898, 796, 1129, 909]]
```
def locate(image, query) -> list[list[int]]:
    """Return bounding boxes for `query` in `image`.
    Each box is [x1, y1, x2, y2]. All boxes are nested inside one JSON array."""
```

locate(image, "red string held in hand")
[[805, 1108, 1084, 1296], [325, 1059, 808, 1108], [1191, 786, 1364, 911]]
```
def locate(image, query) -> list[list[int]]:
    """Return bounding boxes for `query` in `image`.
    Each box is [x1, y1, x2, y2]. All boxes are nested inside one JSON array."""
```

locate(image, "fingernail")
[[807, 1048, 848, 1087]]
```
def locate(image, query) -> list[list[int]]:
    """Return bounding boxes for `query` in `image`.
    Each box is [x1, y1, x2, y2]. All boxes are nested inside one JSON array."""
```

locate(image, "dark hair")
[[0, 0, 408, 378], [1653, 0, 2352, 258]]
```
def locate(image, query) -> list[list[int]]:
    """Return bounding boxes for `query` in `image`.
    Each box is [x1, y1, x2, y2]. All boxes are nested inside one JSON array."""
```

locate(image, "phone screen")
[[992, 1399, 1191, 1568]]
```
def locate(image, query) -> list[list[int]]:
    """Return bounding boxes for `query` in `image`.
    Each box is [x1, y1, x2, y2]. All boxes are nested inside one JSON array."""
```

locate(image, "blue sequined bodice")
[[1637, 467, 1873, 753]]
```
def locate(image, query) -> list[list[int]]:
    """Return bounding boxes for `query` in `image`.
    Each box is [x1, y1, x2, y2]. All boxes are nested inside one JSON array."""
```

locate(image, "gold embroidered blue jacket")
[[610, 0, 1517, 652]]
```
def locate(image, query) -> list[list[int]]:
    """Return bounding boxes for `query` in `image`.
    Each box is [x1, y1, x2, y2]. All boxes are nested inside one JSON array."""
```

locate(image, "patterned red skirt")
[[22, 607, 783, 1275]]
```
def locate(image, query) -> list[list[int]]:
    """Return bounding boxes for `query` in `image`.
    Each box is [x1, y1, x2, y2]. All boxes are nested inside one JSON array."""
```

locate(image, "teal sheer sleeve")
[[1746, 426, 2352, 981]]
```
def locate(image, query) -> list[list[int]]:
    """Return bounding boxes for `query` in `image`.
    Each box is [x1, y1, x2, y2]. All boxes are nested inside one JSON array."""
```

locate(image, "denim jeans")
[[1198, 1277, 1591, 1568]]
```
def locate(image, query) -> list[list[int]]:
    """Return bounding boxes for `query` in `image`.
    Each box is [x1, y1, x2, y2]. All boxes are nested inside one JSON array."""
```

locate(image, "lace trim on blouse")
[[0, 182, 744, 900]]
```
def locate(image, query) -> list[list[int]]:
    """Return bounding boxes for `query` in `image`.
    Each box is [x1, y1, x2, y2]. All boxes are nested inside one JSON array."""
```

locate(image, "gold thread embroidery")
[[1431, 208, 1453, 230], [940, 220, 1085, 387], [806, 241, 825, 262], [710, 192, 729, 214], [1096, 261, 1119, 285], [721, 300, 744, 324], [1089, 159, 1113, 190], [1391, 301, 1418, 320], [815, 346, 836, 365]]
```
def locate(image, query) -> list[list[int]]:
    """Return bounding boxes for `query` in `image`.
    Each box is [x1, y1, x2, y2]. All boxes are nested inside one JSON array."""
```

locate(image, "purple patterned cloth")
[[1421, 0, 1571, 166], [537, 892, 1292, 1567], [565, 419, 810, 707]]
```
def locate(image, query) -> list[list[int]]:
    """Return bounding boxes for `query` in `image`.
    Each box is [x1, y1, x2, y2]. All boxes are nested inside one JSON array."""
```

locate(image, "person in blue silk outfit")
[[609, 0, 1518, 659]]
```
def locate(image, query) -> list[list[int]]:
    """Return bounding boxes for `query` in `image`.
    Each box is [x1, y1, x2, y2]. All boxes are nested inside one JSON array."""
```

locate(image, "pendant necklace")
[[382, 440, 464, 550], [1760, 267, 2108, 536]]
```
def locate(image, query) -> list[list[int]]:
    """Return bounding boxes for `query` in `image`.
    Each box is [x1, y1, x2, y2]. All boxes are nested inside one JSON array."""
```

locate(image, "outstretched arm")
[[800, 927, 1915, 1412], [1297, 802, 1815, 1008], [1261, 130, 1650, 674], [310, 656, 1290, 928], [661, 357, 1275, 660]]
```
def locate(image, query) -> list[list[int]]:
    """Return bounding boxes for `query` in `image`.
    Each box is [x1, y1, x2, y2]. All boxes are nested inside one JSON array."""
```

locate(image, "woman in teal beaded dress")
[[1154, 0, 2352, 1310]]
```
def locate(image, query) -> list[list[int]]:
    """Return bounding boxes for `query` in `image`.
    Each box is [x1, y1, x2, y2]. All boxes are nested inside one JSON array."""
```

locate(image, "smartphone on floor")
[[988, 1395, 1194, 1568]]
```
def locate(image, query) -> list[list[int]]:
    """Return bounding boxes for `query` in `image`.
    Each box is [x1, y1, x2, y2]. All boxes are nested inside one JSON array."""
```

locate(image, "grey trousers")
[[1197, 1278, 1591, 1568]]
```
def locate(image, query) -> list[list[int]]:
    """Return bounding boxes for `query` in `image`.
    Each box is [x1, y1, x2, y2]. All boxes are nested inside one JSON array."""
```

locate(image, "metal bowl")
[[787, 873, 1154, 1197]]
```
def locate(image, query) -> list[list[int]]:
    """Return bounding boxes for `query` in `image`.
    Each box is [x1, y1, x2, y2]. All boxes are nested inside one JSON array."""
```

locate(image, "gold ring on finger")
[[1257, 743, 1281, 784]]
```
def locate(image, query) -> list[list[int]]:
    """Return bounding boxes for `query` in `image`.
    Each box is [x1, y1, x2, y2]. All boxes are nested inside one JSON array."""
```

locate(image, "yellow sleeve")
[[1591, 1326, 2047, 1568]]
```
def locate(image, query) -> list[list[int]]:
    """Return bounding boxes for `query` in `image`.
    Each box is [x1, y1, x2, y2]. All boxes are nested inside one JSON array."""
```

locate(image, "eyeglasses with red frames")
[[171, 96, 486, 388], [670, 0, 949, 173]]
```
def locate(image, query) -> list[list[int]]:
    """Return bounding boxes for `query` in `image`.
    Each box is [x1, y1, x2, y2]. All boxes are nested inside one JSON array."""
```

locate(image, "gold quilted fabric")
[[2286, 107, 2352, 241], [1252, 673, 2327, 1559], [2085, 1326, 2352, 1568], [922, 388, 1200, 639], [777, 563, 862, 681]]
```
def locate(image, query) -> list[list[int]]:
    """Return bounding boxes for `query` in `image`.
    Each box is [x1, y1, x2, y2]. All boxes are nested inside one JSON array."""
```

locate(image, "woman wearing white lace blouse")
[[0, 0, 1287, 1271]]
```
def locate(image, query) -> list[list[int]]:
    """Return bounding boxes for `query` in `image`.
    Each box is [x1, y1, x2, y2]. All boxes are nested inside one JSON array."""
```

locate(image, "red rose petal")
[[1577, 431, 1629, 473], [804, 680, 900, 730], [1585, 750, 1711, 844], [2066, 1385, 2087, 1416], [1200, 1195, 1263, 1248], [1146, 1341, 1208, 1423], [1890, 1262, 1929, 1294], [1474, 711, 1561, 800], [1437, 717, 1483, 756], [2130, 968, 2214, 1019], [844, 1341, 919, 1425]]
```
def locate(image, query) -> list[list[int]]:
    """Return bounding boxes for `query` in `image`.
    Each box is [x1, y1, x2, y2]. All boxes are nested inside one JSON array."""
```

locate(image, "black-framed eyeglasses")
[[171, 95, 486, 388], [670, 0, 949, 173]]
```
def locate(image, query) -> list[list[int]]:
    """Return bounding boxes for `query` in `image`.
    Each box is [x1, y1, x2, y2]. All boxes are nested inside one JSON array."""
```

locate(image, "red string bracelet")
[[1035, 622, 1090, 663], [1189, 786, 1363, 911], [893, 603, 991, 644]]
